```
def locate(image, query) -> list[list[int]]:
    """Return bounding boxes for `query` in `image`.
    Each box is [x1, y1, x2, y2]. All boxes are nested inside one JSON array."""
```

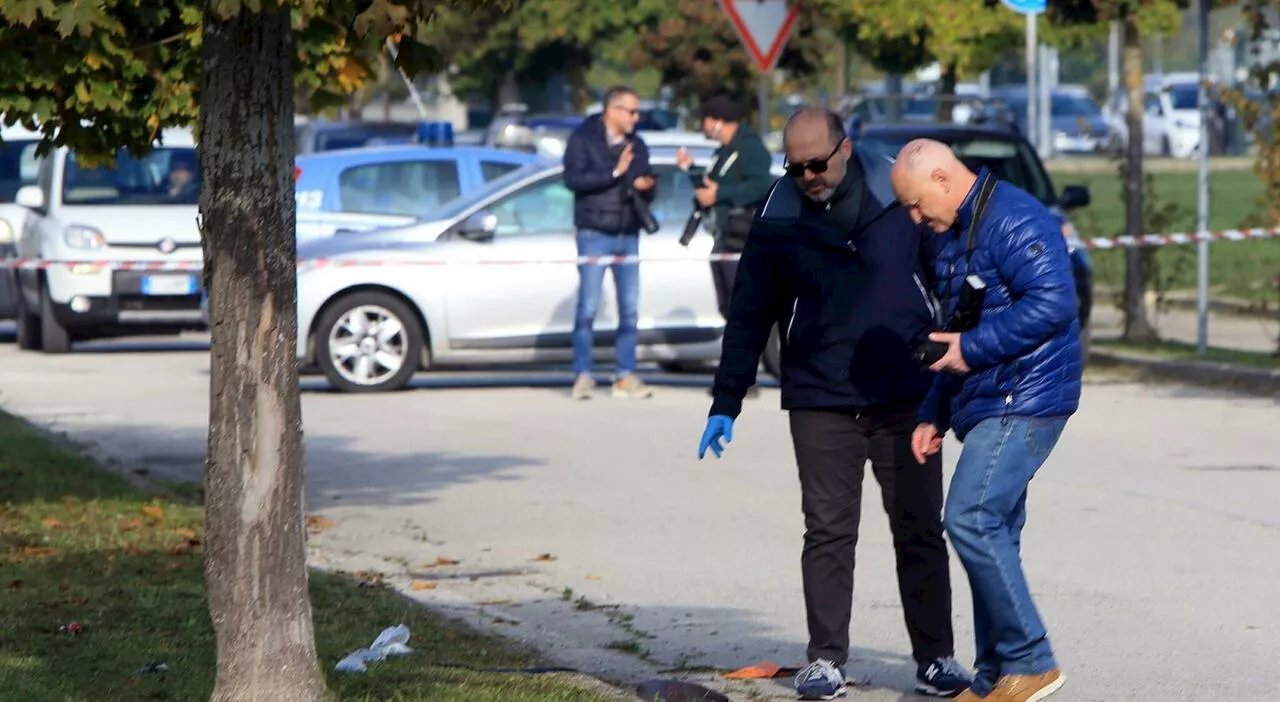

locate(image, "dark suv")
[[760, 122, 1095, 377]]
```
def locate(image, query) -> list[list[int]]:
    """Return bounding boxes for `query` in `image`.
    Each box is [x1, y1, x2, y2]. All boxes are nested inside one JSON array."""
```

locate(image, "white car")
[[1104, 79, 1202, 158], [0, 123, 46, 321], [13, 128, 204, 353], [295, 154, 785, 392]]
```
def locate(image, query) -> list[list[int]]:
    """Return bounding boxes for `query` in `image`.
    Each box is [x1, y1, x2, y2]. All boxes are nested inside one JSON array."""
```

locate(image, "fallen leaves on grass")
[[408, 581, 437, 591], [42, 518, 64, 529], [118, 517, 142, 532], [141, 505, 164, 519], [18, 547, 58, 557], [173, 527, 197, 539]]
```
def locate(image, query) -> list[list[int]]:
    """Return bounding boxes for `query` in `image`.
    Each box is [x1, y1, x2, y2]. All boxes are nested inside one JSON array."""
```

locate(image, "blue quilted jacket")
[[918, 169, 1083, 440]]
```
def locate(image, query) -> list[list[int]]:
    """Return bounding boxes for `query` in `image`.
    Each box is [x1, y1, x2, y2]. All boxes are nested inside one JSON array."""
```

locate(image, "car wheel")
[[314, 291, 423, 393], [762, 324, 782, 380], [39, 283, 72, 354], [15, 290, 41, 351]]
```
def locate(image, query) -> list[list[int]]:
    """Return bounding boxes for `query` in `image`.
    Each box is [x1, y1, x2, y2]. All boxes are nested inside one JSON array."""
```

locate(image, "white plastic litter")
[[334, 623, 414, 673]]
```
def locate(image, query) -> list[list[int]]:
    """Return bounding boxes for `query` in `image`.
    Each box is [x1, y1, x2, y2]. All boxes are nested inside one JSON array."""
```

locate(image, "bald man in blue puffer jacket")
[[890, 138, 1082, 702]]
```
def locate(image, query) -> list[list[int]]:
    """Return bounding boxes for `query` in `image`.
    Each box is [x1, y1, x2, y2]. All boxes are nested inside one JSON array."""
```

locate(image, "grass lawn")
[[1095, 337, 1280, 370], [0, 414, 617, 702], [1047, 166, 1280, 303]]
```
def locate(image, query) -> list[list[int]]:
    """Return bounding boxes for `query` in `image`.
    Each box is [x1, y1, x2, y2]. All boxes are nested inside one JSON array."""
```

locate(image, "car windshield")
[[0, 139, 41, 203], [858, 133, 1055, 204], [430, 161, 558, 221], [1168, 84, 1200, 110], [62, 147, 200, 206], [1000, 93, 1099, 118]]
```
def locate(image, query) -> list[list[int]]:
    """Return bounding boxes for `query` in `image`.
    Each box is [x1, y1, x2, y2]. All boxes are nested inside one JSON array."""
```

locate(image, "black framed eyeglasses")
[[784, 140, 845, 178]]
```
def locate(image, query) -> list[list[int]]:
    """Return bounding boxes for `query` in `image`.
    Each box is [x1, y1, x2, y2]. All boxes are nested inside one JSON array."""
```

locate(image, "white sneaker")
[[795, 658, 846, 700]]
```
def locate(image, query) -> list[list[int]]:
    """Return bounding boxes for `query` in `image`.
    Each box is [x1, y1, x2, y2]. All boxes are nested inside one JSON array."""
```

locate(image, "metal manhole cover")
[[1182, 465, 1279, 472]]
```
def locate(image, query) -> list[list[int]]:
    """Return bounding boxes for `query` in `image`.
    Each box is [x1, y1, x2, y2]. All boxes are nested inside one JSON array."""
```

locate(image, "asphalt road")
[[0, 330, 1276, 701]]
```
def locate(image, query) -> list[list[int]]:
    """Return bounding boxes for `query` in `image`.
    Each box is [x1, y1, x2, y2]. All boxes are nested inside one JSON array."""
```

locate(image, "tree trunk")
[[199, 5, 325, 702], [1121, 13, 1158, 342], [936, 61, 958, 123]]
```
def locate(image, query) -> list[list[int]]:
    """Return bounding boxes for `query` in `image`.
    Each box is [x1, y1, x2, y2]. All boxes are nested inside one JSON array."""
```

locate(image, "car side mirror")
[[15, 185, 45, 212], [1059, 185, 1090, 210], [458, 211, 497, 242]]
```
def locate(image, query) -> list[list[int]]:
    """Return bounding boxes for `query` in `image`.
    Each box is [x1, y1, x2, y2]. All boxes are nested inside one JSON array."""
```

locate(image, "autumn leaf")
[[532, 553, 557, 562], [423, 557, 460, 567], [408, 580, 437, 591], [305, 515, 336, 530], [585, 575, 603, 581], [141, 505, 164, 519], [42, 518, 64, 529], [20, 547, 58, 557], [118, 517, 142, 532], [174, 527, 197, 539]]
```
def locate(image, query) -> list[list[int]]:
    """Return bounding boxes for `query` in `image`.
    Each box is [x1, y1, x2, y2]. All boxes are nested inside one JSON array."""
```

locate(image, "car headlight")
[[64, 224, 106, 249], [0, 218, 12, 245]]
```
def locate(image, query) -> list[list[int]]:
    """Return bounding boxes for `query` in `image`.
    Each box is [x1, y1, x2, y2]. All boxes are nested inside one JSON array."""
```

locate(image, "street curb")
[[1089, 349, 1280, 398]]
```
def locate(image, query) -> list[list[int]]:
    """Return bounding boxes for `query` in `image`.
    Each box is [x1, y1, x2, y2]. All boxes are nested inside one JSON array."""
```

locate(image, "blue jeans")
[[943, 415, 1068, 697], [572, 229, 640, 376]]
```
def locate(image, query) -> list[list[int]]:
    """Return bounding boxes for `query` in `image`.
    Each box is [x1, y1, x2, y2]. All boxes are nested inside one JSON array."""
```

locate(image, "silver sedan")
[[295, 153, 785, 392]]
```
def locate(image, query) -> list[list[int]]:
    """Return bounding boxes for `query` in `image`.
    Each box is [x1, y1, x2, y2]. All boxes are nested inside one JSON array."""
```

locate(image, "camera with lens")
[[912, 274, 987, 366], [679, 169, 709, 247], [628, 186, 660, 234]]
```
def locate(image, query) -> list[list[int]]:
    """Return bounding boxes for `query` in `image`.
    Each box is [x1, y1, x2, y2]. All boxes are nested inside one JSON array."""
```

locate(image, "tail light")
[[293, 166, 301, 181]]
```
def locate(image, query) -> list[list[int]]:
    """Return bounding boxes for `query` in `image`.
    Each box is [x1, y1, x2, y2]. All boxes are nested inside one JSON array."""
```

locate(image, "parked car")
[[989, 89, 1114, 154], [294, 145, 541, 243], [294, 118, 420, 155], [0, 123, 45, 322], [854, 122, 1095, 358], [12, 128, 204, 353], [1104, 78, 1205, 158], [294, 155, 786, 392]]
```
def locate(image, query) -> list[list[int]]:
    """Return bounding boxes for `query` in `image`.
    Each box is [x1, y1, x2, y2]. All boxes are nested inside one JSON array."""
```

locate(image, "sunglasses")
[[784, 140, 845, 178]]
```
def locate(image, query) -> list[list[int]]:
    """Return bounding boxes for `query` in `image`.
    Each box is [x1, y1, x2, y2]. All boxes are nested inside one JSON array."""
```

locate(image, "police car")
[[293, 145, 541, 243]]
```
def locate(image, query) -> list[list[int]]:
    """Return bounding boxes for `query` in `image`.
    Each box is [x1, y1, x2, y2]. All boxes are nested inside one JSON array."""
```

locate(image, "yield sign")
[[719, 0, 799, 74]]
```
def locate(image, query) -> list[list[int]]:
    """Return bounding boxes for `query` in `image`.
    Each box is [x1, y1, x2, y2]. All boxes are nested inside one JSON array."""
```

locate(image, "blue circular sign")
[[1000, 0, 1046, 13]]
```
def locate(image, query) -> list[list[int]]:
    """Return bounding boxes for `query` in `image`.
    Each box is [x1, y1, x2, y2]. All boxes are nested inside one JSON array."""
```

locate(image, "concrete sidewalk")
[[1091, 302, 1279, 354]]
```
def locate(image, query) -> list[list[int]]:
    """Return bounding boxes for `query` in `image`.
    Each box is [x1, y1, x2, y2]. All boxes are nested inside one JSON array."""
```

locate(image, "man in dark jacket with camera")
[[696, 108, 973, 700], [676, 94, 775, 320], [563, 85, 657, 401], [892, 139, 1080, 702]]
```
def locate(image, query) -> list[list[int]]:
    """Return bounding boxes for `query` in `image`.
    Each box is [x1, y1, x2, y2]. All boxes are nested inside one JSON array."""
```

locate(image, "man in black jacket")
[[696, 107, 973, 700], [563, 85, 657, 401]]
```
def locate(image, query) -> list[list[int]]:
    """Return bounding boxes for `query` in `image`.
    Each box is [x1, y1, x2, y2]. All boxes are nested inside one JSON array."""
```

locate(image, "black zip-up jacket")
[[562, 114, 656, 235], [708, 145, 940, 419]]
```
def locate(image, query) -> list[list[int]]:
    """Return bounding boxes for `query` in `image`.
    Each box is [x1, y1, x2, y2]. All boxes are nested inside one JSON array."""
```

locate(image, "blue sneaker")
[[795, 658, 846, 700], [916, 657, 974, 698]]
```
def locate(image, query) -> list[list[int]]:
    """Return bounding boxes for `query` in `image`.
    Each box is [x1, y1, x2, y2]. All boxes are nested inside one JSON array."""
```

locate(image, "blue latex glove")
[[698, 415, 734, 459]]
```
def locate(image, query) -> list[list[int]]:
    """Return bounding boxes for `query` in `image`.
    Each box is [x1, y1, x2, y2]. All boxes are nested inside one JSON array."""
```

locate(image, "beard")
[[801, 185, 836, 203]]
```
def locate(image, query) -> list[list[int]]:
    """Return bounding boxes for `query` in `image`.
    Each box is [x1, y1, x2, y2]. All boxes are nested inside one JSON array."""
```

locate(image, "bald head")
[[783, 107, 852, 202], [890, 138, 978, 233]]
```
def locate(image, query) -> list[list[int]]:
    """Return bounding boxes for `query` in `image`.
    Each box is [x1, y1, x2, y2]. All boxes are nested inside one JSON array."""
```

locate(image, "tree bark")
[[936, 61, 958, 123], [199, 5, 325, 702], [1121, 13, 1158, 342]]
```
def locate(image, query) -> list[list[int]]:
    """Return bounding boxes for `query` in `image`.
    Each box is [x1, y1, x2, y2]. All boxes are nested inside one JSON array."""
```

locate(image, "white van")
[[12, 127, 204, 353]]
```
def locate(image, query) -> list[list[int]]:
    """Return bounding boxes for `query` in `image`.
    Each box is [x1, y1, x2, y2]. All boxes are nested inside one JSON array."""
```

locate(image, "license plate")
[[141, 274, 196, 296]]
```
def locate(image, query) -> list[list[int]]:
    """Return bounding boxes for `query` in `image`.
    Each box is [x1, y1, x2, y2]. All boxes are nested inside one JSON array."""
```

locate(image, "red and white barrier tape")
[[1081, 225, 1280, 250], [2, 225, 1276, 270]]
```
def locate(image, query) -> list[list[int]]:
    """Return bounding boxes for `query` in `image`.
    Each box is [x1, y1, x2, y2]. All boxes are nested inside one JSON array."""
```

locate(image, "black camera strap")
[[965, 171, 997, 265]]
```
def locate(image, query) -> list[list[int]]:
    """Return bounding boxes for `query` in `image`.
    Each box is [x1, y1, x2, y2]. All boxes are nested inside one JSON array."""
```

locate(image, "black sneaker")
[[916, 657, 974, 698]]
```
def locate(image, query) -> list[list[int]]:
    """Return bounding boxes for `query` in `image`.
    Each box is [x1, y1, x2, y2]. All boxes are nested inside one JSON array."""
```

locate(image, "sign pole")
[[1026, 12, 1037, 151], [1196, 0, 1211, 353], [758, 73, 769, 137]]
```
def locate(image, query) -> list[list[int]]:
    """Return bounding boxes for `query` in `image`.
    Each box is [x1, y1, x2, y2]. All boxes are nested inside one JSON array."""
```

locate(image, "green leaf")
[[1, 0, 56, 26], [55, 0, 108, 38]]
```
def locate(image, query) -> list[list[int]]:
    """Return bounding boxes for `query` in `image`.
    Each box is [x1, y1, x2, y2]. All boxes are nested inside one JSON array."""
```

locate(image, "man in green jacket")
[[677, 94, 776, 320]]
